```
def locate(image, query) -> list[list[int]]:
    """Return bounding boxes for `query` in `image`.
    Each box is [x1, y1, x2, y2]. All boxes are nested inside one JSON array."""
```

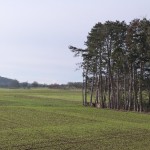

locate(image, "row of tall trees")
[[70, 18, 150, 112]]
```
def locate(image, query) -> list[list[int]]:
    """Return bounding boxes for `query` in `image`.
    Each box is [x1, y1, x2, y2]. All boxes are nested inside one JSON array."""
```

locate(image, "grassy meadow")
[[0, 88, 150, 150]]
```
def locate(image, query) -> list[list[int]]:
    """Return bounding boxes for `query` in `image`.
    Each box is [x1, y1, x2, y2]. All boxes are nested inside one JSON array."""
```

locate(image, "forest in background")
[[0, 76, 82, 89], [70, 18, 150, 112]]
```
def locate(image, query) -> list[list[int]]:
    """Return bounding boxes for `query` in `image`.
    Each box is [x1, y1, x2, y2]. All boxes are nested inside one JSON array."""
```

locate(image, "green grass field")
[[0, 88, 150, 150]]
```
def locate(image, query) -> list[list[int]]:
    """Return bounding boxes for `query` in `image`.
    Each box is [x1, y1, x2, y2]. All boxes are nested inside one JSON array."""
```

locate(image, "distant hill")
[[0, 76, 20, 88]]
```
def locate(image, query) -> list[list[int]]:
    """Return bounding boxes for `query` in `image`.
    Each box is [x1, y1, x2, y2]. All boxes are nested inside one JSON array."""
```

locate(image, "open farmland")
[[0, 88, 150, 150]]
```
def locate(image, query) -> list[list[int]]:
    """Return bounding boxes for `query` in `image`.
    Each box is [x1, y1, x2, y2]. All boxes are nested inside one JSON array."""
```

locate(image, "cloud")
[[0, 0, 150, 83]]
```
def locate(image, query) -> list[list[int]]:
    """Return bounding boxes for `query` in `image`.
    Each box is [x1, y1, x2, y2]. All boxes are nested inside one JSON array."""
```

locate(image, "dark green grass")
[[0, 88, 150, 150]]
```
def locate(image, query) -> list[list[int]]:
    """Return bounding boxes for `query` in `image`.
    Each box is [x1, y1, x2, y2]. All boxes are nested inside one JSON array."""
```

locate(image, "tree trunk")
[[82, 75, 84, 106], [98, 49, 103, 107], [149, 89, 150, 106], [90, 74, 95, 105], [116, 69, 119, 109], [82, 72, 86, 106], [104, 76, 108, 108], [98, 74, 103, 107], [95, 76, 99, 104], [106, 38, 112, 109], [110, 74, 115, 109], [128, 65, 133, 111], [133, 67, 138, 111], [139, 62, 143, 112], [124, 72, 127, 110], [108, 70, 111, 108], [83, 68, 88, 106]]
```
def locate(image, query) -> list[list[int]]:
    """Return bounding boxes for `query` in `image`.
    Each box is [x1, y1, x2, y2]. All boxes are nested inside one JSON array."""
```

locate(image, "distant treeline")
[[48, 82, 82, 89], [0, 76, 82, 89], [0, 76, 20, 88]]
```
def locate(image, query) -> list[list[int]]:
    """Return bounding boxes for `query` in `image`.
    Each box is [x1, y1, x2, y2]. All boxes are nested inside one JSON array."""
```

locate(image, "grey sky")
[[0, 0, 150, 84]]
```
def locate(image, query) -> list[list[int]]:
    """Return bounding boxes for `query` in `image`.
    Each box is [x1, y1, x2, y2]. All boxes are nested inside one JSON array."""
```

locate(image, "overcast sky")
[[0, 0, 150, 84]]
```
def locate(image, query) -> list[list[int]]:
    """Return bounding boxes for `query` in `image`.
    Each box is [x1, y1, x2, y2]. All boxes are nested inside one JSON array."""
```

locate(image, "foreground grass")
[[0, 88, 150, 150]]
